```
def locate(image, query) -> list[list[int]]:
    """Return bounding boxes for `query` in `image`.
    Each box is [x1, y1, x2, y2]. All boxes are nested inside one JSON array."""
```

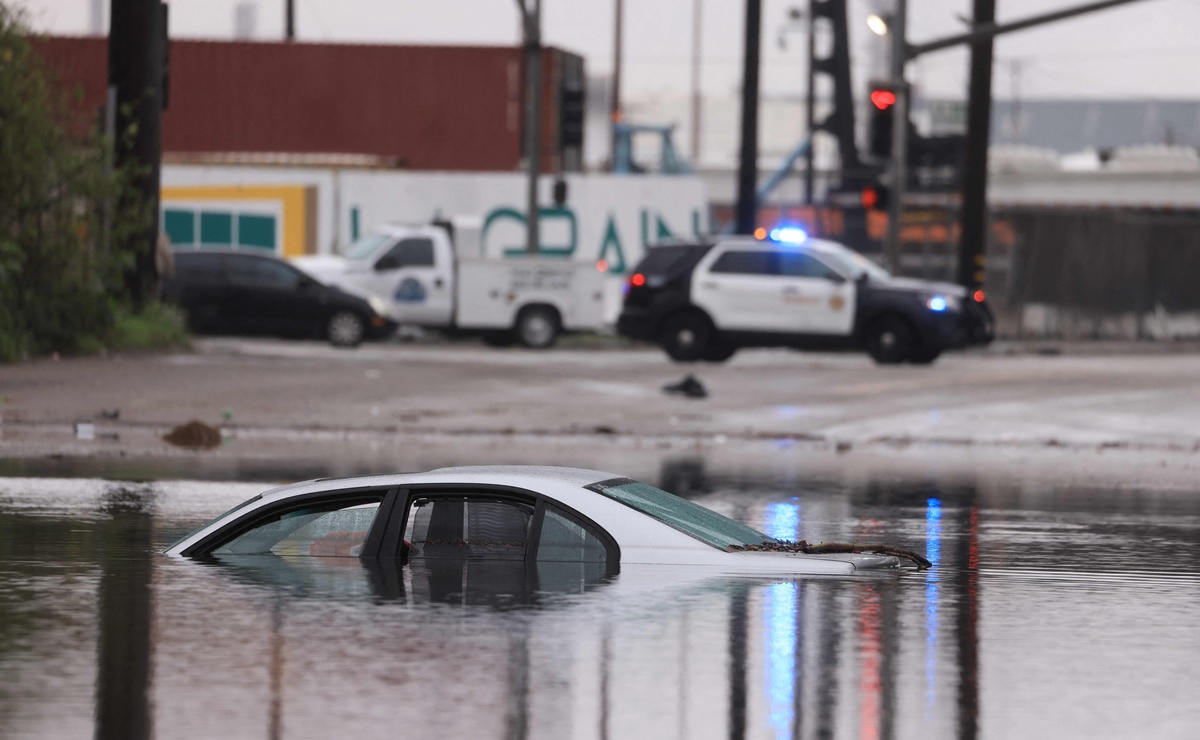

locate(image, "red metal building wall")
[[32, 36, 572, 172]]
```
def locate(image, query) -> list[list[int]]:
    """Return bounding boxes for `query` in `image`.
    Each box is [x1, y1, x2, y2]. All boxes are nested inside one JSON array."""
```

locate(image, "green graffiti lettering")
[[598, 214, 627, 274]]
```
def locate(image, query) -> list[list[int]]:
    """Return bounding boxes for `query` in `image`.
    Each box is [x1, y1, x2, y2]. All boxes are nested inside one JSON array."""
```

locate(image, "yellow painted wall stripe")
[[161, 185, 315, 257]]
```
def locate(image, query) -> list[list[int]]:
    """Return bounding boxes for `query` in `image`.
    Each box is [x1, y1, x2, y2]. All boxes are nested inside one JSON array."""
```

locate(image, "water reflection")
[[0, 467, 1198, 739]]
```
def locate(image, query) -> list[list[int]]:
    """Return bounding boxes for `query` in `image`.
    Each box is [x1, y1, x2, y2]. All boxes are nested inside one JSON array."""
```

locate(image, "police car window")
[[778, 252, 840, 280], [709, 251, 777, 276], [382, 238, 435, 268]]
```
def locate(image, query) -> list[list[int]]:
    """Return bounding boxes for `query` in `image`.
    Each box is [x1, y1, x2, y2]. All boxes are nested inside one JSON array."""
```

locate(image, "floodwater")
[[1, 460, 1198, 740]]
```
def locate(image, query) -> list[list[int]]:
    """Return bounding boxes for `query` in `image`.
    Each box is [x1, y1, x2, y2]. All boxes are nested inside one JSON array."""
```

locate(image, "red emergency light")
[[870, 89, 897, 110]]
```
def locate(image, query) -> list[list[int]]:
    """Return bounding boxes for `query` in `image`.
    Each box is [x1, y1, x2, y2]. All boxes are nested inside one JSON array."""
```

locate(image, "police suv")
[[616, 228, 993, 365]]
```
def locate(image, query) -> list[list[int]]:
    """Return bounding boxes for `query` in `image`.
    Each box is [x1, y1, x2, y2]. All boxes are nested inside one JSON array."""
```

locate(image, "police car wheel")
[[660, 312, 713, 363], [909, 347, 942, 365], [516, 307, 560, 349], [864, 316, 914, 365], [328, 311, 365, 348]]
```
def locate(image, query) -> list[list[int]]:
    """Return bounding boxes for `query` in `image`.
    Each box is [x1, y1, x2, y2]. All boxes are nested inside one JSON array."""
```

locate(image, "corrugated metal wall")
[[33, 36, 575, 172]]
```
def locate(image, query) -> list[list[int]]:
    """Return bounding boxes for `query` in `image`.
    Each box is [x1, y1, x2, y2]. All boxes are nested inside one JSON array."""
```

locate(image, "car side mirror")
[[856, 272, 870, 284]]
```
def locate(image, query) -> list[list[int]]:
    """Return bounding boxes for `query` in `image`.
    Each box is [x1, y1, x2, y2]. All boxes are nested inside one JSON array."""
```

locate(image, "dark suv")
[[616, 235, 993, 365], [162, 250, 396, 347]]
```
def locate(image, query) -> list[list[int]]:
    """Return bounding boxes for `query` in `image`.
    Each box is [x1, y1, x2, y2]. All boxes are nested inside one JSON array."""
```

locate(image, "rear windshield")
[[586, 478, 773, 550], [634, 244, 707, 276]]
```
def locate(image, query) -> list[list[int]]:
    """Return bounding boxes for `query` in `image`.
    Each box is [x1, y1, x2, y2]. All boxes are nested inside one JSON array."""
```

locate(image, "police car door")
[[369, 236, 453, 326], [694, 248, 802, 332], [777, 251, 855, 334]]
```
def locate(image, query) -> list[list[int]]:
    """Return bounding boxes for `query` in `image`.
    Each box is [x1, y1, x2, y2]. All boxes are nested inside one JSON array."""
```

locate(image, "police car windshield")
[[342, 233, 392, 261], [812, 242, 890, 281]]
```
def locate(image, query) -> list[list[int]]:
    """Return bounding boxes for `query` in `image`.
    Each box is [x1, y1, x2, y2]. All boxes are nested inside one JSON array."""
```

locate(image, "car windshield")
[[587, 478, 775, 549], [811, 241, 890, 281], [342, 233, 393, 261]]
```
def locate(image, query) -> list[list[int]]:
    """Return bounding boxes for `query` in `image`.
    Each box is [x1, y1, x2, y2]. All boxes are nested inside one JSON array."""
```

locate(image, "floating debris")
[[663, 374, 707, 399], [730, 540, 932, 569], [163, 420, 222, 450]]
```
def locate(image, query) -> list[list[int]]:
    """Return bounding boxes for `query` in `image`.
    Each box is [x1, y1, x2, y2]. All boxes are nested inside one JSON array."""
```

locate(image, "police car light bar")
[[768, 226, 808, 245]]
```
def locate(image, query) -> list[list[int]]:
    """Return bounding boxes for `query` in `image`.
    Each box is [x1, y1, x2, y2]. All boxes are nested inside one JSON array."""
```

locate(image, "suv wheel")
[[328, 311, 366, 347], [516, 306, 560, 349], [660, 312, 713, 362], [864, 316, 914, 364]]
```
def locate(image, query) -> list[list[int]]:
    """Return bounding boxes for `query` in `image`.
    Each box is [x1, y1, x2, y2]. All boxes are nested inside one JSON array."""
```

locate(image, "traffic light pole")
[[734, 0, 763, 235], [882, 0, 907, 273], [518, 0, 543, 255], [957, 0, 994, 292]]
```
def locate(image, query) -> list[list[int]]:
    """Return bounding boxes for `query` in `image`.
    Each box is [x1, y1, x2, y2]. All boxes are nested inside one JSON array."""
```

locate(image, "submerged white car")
[[165, 466, 927, 575]]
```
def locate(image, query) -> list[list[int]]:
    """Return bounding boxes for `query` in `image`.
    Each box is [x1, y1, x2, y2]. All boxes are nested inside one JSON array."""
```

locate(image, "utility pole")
[[734, 0, 763, 235], [518, 0, 543, 254], [956, 0, 995, 293], [882, 0, 907, 273], [611, 0, 624, 171], [690, 0, 702, 166], [109, 0, 167, 309], [285, 0, 295, 40], [803, 0, 816, 204]]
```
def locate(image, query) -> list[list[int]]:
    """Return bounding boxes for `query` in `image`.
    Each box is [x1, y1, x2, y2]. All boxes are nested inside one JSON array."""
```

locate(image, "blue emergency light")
[[768, 226, 808, 245], [927, 296, 948, 312]]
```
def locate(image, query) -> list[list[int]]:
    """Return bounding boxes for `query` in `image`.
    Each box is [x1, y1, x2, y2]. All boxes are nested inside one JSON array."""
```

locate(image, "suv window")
[[778, 252, 841, 280], [709, 250, 777, 276], [377, 238, 435, 270], [636, 244, 705, 275], [227, 255, 303, 290]]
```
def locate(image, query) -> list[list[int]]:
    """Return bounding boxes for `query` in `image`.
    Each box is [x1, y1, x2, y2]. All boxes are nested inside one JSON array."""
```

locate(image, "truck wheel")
[[863, 316, 914, 365], [909, 346, 942, 365], [328, 311, 365, 347], [516, 306, 560, 349], [702, 341, 738, 363], [660, 311, 713, 362]]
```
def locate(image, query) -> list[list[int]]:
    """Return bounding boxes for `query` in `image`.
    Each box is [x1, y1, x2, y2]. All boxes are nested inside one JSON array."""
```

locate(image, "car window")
[[405, 496, 533, 560], [537, 507, 608, 564], [213, 500, 383, 557], [173, 253, 225, 282], [709, 250, 777, 276], [227, 256, 302, 290], [778, 252, 841, 280], [378, 238, 435, 270], [586, 478, 774, 550]]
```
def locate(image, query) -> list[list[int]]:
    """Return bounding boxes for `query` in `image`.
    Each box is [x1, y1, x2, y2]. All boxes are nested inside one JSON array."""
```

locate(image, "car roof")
[[255, 465, 622, 504]]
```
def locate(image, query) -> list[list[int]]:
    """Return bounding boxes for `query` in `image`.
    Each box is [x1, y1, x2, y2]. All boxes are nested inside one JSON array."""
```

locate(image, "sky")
[[15, 0, 1200, 103]]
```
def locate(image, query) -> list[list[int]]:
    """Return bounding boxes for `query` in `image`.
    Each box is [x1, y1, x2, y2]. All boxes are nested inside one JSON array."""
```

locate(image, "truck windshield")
[[342, 234, 392, 261], [586, 478, 775, 550]]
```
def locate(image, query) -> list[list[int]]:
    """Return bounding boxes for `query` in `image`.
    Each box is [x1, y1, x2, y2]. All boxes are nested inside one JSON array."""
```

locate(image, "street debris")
[[163, 420, 222, 450], [663, 374, 707, 399], [729, 540, 933, 569]]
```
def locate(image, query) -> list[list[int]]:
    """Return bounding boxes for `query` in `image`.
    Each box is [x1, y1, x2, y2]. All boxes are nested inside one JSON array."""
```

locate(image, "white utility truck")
[[292, 219, 607, 348]]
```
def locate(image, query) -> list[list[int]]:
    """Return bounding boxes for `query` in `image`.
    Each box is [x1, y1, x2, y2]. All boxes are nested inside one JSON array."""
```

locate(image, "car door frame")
[[379, 483, 621, 575], [176, 485, 402, 559]]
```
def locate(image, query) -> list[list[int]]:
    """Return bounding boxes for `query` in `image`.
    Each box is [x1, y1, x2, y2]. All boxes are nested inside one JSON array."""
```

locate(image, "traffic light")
[[867, 83, 897, 160], [559, 84, 585, 148], [861, 182, 889, 211]]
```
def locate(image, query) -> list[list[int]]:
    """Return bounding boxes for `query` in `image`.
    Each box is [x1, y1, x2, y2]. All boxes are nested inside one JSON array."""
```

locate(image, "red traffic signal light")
[[870, 89, 897, 110]]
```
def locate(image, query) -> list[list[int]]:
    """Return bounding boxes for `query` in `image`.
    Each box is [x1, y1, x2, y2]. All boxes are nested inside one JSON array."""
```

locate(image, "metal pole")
[[957, 0, 995, 292], [108, 0, 166, 309], [734, 0, 763, 235], [285, 0, 294, 40], [610, 0, 624, 171], [883, 0, 907, 273], [690, 0, 702, 165], [803, 0, 816, 204], [523, 0, 543, 255]]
